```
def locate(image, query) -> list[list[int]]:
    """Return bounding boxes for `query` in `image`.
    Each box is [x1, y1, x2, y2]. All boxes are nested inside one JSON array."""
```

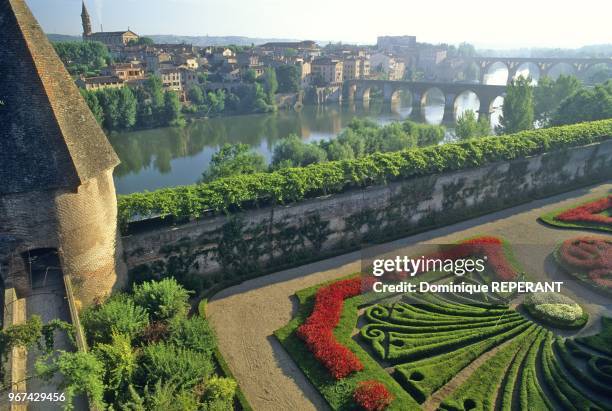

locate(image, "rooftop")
[[0, 0, 120, 195]]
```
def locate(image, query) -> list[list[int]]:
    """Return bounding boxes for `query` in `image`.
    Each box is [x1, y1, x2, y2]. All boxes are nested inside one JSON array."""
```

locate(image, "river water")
[[112, 96, 502, 194]]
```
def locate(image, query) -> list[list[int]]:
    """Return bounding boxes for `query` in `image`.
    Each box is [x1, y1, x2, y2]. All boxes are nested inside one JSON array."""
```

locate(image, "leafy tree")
[[551, 80, 612, 126], [138, 343, 213, 389], [201, 143, 266, 182], [205, 90, 226, 115], [80, 89, 103, 124], [121, 381, 200, 411], [534, 75, 581, 124], [463, 62, 480, 82], [455, 109, 490, 139], [585, 64, 612, 85], [128, 37, 155, 46], [81, 294, 149, 345], [93, 332, 137, 404], [260, 67, 278, 104], [271, 134, 327, 168], [187, 86, 205, 105], [36, 351, 106, 410], [117, 87, 138, 129], [495, 76, 534, 134], [168, 315, 216, 356], [276, 64, 301, 93], [53, 41, 109, 75], [163, 91, 183, 126], [243, 69, 258, 83], [133, 278, 192, 322]]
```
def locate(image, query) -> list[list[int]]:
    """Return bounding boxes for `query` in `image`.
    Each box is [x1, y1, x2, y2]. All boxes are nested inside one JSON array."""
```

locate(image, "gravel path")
[[207, 183, 611, 411]]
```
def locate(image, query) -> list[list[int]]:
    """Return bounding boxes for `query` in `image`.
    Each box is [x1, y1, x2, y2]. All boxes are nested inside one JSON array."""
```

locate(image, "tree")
[[187, 86, 204, 105], [93, 332, 137, 404], [276, 64, 301, 93], [117, 87, 138, 129], [163, 91, 183, 126], [53, 41, 110, 75], [80, 89, 103, 124], [128, 37, 154, 46], [133, 278, 192, 322], [201, 143, 266, 182], [495, 76, 534, 134], [260, 67, 278, 105], [271, 134, 327, 168], [243, 69, 258, 83], [534, 75, 581, 124], [551, 80, 612, 126], [455, 109, 490, 140]]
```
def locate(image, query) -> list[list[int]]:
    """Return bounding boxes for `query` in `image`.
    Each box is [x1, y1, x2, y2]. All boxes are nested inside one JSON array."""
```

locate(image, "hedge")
[[118, 119, 612, 227]]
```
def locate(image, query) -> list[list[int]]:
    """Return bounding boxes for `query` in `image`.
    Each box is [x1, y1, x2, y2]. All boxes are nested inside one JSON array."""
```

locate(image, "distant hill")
[[146, 35, 305, 47], [47, 33, 308, 47]]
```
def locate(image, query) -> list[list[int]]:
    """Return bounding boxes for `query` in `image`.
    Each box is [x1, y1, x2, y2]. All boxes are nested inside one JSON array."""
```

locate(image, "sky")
[[26, 0, 612, 49]]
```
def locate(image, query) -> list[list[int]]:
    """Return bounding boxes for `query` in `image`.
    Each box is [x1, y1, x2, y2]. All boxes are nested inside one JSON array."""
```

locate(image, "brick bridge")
[[468, 57, 612, 84], [346, 80, 507, 122]]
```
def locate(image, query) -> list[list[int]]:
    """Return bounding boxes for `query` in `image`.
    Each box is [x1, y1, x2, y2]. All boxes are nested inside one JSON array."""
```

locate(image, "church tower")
[[81, 1, 92, 37]]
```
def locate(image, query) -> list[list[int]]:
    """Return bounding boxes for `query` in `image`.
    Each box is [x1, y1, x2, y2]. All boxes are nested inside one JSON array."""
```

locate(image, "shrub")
[[524, 292, 587, 328], [81, 295, 149, 345], [133, 278, 193, 322], [36, 351, 106, 411], [296, 278, 364, 379], [118, 119, 612, 227], [138, 342, 213, 389], [204, 376, 237, 402], [168, 315, 216, 356], [353, 380, 394, 411]]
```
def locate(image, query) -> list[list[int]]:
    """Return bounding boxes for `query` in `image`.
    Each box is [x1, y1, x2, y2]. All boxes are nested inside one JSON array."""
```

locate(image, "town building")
[[418, 48, 448, 73], [311, 57, 343, 84], [370, 53, 405, 80], [76, 75, 124, 90], [81, 1, 139, 47], [101, 62, 146, 81], [2, 0, 127, 306], [377, 35, 417, 53]]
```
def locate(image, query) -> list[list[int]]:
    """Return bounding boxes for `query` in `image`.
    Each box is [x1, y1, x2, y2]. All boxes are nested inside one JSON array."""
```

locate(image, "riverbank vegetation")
[[116, 119, 612, 228], [53, 41, 110, 76]]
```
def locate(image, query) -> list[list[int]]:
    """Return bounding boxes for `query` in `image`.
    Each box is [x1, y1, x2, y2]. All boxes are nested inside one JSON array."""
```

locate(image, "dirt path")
[[207, 183, 612, 411]]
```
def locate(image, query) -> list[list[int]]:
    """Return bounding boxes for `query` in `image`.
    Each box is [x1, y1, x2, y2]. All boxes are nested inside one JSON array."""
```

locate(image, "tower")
[[0, 0, 127, 306], [81, 0, 92, 37]]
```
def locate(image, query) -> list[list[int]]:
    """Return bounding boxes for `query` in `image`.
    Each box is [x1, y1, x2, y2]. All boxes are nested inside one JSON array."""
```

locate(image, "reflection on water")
[[113, 98, 478, 194]]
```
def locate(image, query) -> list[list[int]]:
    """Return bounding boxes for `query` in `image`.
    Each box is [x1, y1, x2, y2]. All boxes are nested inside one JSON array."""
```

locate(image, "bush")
[[524, 292, 587, 328], [133, 278, 193, 322], [81, 295, 149, 345], [138, 342, 213, 389], [168, 315, 216, 356], [353, 380, 394, 411], [204, 376, 237, 403], [118, 119, 612, 228]]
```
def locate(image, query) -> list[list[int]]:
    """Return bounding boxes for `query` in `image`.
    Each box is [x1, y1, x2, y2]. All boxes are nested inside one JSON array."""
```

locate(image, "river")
[[112, 95, 503, 194]]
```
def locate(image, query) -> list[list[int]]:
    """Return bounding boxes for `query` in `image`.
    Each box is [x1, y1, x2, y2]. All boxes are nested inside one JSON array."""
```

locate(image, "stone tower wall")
[[0, 169, 126, 307]]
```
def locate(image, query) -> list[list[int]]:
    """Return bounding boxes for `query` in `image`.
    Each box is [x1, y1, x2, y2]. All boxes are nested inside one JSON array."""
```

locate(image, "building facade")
[[81, 1, 139, 47], [312, 57, 343, 84]]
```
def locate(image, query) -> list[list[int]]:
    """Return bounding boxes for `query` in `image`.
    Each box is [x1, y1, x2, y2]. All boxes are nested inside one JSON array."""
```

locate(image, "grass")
[[539, 195, 612, 233]]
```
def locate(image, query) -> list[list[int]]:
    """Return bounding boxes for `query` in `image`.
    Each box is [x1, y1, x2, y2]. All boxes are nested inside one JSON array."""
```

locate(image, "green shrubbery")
[[118, 119, 612, 228], [37, 279, 236, 410], [523, 292, 588, 329]]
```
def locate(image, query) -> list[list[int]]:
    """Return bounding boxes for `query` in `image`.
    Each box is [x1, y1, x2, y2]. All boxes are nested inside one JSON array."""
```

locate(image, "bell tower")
[[81, 1, 92, 37]]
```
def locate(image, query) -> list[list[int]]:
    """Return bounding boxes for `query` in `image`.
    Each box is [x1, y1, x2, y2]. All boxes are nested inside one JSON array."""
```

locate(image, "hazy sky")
[[26, 0, 612, 48]]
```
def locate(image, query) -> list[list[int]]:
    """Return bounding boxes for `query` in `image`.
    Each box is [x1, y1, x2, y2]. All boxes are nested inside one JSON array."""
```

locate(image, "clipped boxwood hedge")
[[118, 119, 612, 228]]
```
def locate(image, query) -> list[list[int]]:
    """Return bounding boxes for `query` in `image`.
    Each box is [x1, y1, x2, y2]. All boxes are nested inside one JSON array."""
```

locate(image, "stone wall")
[[0, 169, 127, 307], [122, 140, 612, 286]]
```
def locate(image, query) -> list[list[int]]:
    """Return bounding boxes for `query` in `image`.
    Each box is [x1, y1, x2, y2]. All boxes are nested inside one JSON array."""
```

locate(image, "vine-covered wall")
[[122, 140, 612, 292]]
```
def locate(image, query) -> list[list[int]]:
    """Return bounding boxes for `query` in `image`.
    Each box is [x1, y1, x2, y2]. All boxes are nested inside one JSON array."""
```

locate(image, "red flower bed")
[[353, 380, 394, 411], [407, 236, 517, 281], [297, 278, 364, 379], [556, 195, 612, 226], [558, 237, 612, 288]]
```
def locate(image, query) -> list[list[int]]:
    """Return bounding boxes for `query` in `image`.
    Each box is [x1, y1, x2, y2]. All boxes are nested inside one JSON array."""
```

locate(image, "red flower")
[[297, 278, 364, 379], [558, 237, 611, 288], [353, 380, 394, 411], [556, 196, 612, 226]]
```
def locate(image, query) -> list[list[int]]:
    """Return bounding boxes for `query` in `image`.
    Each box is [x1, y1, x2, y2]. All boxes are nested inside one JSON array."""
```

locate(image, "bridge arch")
[[580, 62, 612, 84], [453, 90, 480, 122], [512, 62, 540, 84], [545, 62, 576, 79], [421, 87, 445, 124], [482, 62, 509, 85]]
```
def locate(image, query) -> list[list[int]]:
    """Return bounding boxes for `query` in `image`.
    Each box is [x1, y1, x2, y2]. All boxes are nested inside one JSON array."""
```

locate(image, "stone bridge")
[[468, 57, 612, 84], [346, 80, 507, 122]]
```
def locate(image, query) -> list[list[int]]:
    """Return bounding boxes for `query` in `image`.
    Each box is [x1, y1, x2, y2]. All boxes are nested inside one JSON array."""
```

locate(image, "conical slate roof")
[[0, 0, 120, 195]]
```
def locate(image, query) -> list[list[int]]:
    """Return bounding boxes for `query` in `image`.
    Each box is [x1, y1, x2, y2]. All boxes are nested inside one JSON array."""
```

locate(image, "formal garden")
[[274, 236, 612, 410]]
